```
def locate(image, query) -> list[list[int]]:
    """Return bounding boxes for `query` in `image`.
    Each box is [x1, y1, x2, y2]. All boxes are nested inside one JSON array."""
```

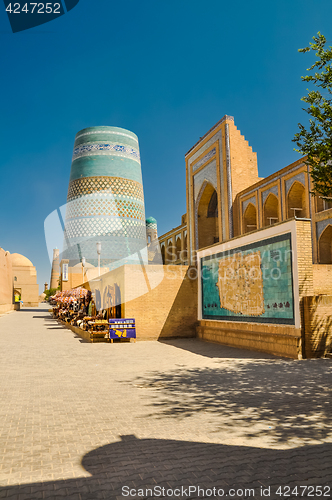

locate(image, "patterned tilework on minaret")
[[62, 126, 147, 268]]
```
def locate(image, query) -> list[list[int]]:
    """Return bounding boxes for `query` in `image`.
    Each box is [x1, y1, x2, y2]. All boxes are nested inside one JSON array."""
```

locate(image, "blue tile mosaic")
[[201, 233, 295, 324]]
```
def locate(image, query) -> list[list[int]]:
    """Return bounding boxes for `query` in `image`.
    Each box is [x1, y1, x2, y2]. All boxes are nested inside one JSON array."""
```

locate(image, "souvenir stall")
[[51, 288, 109, 342], [51, 287, 136, 343]]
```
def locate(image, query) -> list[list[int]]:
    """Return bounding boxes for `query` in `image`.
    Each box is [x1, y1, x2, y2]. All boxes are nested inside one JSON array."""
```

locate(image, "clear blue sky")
[[1, 0, 331, 292]]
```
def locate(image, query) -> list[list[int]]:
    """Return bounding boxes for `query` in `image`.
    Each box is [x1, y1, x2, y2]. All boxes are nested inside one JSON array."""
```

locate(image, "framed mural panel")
[[200, 233, 295, 324]]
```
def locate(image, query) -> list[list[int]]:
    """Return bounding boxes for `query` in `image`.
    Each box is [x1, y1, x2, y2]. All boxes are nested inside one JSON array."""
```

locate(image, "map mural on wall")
[[201, 233, 295, 324], [217, 251, 265, 316]]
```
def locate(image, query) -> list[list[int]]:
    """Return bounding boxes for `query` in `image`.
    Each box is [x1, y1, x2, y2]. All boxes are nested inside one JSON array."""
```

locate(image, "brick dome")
[[11, 253, 33, 267]]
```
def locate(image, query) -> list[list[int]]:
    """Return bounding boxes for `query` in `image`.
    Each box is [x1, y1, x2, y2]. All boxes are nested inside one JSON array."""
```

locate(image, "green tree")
[[44, 287, 59, 300], [293, 32, 332, 199]]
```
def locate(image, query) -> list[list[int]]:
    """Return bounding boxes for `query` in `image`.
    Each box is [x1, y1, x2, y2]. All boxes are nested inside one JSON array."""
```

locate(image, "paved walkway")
[[0, 305, 331, 499]]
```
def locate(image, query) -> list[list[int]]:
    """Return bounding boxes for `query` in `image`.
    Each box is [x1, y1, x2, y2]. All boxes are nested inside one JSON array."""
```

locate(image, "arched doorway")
[[263, 193, 279, 227], [197, 183, 219, 249], [318, 225, 332, 264], [287, 181, 306, 219], [14, 289, 21, 303], [243, 203, 257, 233]]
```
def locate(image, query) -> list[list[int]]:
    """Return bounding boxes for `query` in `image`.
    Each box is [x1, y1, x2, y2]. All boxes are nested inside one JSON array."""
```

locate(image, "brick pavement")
[[0, 305, 331, 499]]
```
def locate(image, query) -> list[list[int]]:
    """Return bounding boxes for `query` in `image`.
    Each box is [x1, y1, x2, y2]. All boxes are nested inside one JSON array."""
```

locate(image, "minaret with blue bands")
[[62, 126, 147, 268]]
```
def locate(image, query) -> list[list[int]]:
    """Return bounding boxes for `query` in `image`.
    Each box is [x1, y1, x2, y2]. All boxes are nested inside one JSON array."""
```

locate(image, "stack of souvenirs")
[[51, 288, 109, 341]]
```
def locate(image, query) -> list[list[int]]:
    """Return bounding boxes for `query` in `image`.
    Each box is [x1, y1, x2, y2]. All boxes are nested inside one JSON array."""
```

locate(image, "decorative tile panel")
[[242, 196, 256, 213], [67, 177, 144, 203], [262, 185, 279, 204], [65, 196, 145, 222], [193, 160, 218, 201], [192, 148, 216, 173], [72, 142, 140, 163], [64, 217, 145, 239], [201, 233, 295, 324], [285, 172, 305, 194], [316, 218, 332, 239], [75, 130, 138, 144]]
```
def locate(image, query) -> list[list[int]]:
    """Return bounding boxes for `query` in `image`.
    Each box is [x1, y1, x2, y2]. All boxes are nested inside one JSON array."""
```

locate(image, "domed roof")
[[146, 216, 157, 225], [11, 253, 34, 267], [73, 262, 95, 269]]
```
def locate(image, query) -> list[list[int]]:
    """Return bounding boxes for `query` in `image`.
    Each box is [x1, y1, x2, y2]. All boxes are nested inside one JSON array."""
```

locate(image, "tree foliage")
[[44, 287, 59, 300], [293, 32, 332, 198]]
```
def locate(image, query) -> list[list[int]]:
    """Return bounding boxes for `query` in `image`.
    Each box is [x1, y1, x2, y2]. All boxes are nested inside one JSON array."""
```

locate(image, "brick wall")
[[295, 220, 314, 299], [295, 220, 315, 357], [123, 265, 197, 339], [81, 264, 198, 340], [313, 265, 332, 295], [228, 121, 259, 201], [303, 295, 332, 357], [0, 248, 14, 314], [12, 266, 39, 306], [197, 320, 302, 359], [196, 220, 314, 358]]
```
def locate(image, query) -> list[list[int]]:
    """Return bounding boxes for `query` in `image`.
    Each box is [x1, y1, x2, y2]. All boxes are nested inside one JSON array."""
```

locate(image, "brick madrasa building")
[[54, 118, 332, 359], [157, 115, 332, 359]]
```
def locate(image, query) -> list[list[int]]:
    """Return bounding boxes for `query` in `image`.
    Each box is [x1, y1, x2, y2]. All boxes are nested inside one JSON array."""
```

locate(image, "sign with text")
[[109, 318, 136, 340], [62, 263, 68, 282]]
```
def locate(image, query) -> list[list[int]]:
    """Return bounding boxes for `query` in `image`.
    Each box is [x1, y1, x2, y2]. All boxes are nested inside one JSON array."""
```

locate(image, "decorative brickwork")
[[65, 196, 145, 222], [67, 176, 144, 202], [62, 126, 147, 268]]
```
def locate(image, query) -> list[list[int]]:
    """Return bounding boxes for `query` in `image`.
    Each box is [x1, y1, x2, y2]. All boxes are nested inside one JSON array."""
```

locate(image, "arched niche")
[[207, 190, 218, 217], [318, 225, 332, 264], [287, 181, 306, 219], [263, 193, 279, 227], [183, 231, 188, 261], [175, 235, 181, 261], [243, 203, 257, 233], [160, 243, 166, 265], [167, 238, 174, 263], [316, 196, 332, 213], [197, 183, 219, 249]]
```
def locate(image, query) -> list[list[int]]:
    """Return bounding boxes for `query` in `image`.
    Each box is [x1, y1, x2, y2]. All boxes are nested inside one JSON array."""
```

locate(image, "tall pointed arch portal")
[[196, 182, 220, 250]]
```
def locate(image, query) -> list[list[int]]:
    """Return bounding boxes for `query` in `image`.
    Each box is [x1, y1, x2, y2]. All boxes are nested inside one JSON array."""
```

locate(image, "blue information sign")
[[109, 318, 136, 339]]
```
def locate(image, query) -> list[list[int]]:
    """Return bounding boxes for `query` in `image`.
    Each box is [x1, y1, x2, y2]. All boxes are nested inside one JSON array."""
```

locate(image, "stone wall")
[[0, 248, 14, 314], [303, 295, 332, 358]]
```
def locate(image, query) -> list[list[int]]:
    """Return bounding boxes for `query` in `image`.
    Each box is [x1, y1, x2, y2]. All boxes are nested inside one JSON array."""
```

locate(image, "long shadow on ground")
[[0, 436, 331, 499], [130, 357, 332, 444], [159, 338, 281, 359]]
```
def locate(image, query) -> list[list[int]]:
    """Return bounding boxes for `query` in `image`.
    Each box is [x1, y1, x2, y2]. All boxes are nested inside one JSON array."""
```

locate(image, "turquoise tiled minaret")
[[146, 216, 158, 243], [62, 126, 147, 268]]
